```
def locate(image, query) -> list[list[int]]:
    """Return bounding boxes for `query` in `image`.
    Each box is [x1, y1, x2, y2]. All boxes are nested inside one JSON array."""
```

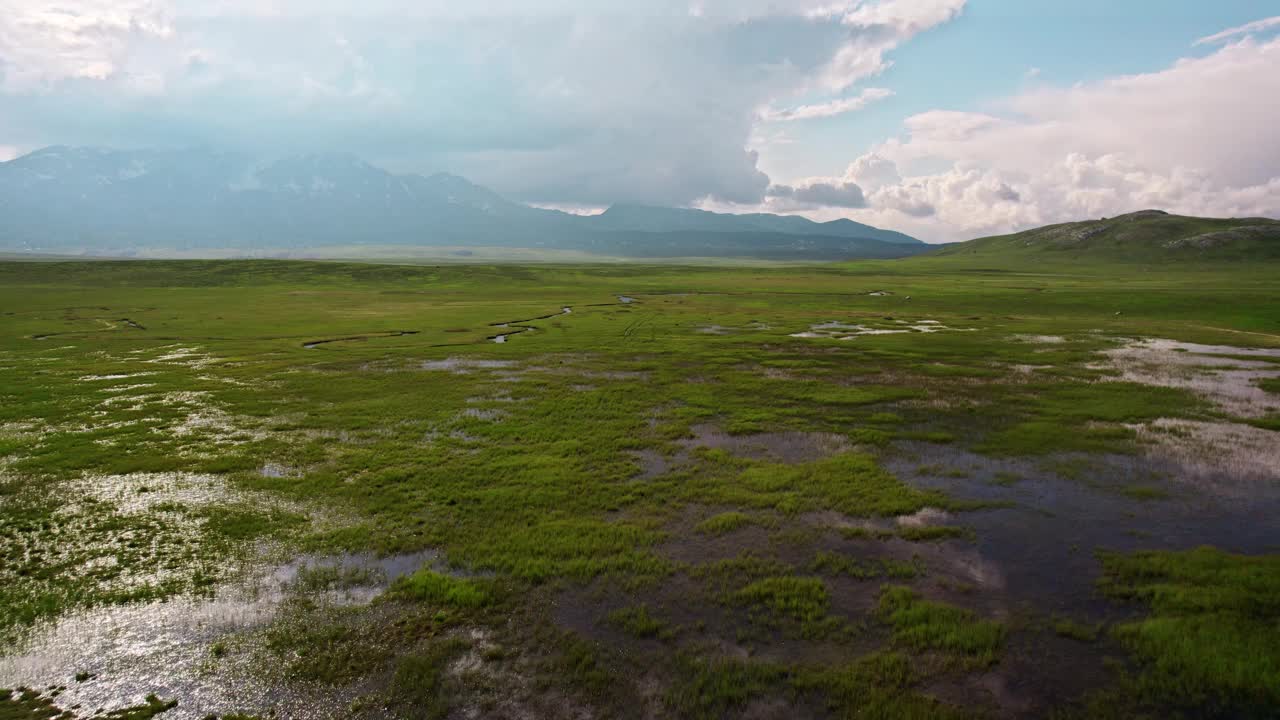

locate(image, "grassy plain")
[[0, 255, 1278, 718]]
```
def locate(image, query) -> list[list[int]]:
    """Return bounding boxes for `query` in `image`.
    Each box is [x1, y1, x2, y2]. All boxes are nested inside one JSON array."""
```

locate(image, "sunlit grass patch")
[[877, 586, 1004, 667], [390, 569, 492, 608], [730, 576, 846, 639], [1097, 547, 1280, 714], [1245, 413, 1280, 431], [685, 453, 950, 518], [605, 604, 674, 640], [733, 576, 828, 623], [199, 504, 308, 541], [695, 511, 753, 535], [978, 381, 1204, 455], [809, 551, 922, 580], [980, 420, 1136, 455], [453, 518, 669, 582]]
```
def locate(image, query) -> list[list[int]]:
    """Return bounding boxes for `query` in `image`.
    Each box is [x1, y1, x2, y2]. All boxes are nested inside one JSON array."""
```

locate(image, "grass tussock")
[[1096, 547, 1280, 715], [605, 604, 674, 640], [877, 586, 1004, 667], [695, 511, 753, 535], [390, 569, 492, 609]]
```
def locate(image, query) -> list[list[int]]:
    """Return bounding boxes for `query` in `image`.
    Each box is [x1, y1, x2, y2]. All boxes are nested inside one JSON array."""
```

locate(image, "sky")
[[1, 0, 1278, 242]]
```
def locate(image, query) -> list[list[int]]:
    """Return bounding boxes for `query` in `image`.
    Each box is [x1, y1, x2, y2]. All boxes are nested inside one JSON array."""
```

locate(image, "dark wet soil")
[[886, 442, 1280, 618], [584, 421, 1280, 717], [681, 424, 852, 465]]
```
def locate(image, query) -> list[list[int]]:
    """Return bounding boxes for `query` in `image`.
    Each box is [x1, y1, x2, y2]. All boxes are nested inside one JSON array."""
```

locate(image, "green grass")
[[0, 256, 1276, 717], [199, 505, 307, 541], [794, 652, 967, 719], [390, 569, 492, 608], [605, 605, 673, 640], [978, 382, 1203, 455], [0, 689, 178, 720], [1096, 547, 1280, 716], [694, 511, 753, 535], [667, 652, 964, 720], [1052, 617, 1101, 642], [729, 576, 846, 640], [809, 551, 922, 579], [701, 453, 951, 518], [877, 586, 1005, 667], [929, 211, 1280, 264], [666, 656, 789, 720], [732, 576, 829, 623], [895, 525, 972, 542], [385, 638, 470, 720]]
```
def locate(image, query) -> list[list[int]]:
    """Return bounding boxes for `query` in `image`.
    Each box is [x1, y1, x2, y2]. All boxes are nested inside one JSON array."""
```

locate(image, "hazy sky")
[[1, 0, 1278, 241]]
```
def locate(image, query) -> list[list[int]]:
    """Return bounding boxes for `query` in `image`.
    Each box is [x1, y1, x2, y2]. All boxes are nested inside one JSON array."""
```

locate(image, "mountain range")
[[0, 147, 924, 261]]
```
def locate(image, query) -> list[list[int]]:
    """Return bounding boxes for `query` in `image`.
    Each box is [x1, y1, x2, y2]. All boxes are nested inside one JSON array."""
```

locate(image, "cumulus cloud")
[[813, 0, 966, 91], [734, 28, 1280, 241], [0, 0, 962, 208], [0, 1, 173, 90], [767, 179, 867, 209]]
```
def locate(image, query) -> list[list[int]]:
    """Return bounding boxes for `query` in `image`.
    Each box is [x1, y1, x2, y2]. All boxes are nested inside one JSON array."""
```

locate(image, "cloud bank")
[[6, 2, 1276, 243], [0, 0, 961, 207]]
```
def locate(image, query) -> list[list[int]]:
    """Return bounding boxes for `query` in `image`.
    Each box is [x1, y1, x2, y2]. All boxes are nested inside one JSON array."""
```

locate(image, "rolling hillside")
[[931, 210, 1280, 263]]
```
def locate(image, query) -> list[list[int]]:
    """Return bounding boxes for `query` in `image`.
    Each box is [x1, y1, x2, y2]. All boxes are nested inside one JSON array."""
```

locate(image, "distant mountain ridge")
[[0, 146, 924, 260], [586, 204, 920, 245], [931, 210, 1280, 262]]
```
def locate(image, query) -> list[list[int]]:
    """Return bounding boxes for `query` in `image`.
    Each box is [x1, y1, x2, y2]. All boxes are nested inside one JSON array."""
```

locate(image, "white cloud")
[[735, 30, 1280, 241], [767, 179, 867, 209], [759, 87, 892, 122], [0, 0, 964, 208], [815, 0, 966, 91], [845, 152, 900, 189], [1194, 15, 1280, 46], [0, 1, 173, 91]]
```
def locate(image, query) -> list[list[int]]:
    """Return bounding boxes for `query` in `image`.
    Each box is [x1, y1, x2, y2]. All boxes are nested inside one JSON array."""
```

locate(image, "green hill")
[[931, 210, 1280, 264]]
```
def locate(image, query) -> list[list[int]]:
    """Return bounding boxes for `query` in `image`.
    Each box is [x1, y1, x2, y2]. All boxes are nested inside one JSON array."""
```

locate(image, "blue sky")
[[764, 0, 1280, 181], [2, 0, 1278, 241]]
